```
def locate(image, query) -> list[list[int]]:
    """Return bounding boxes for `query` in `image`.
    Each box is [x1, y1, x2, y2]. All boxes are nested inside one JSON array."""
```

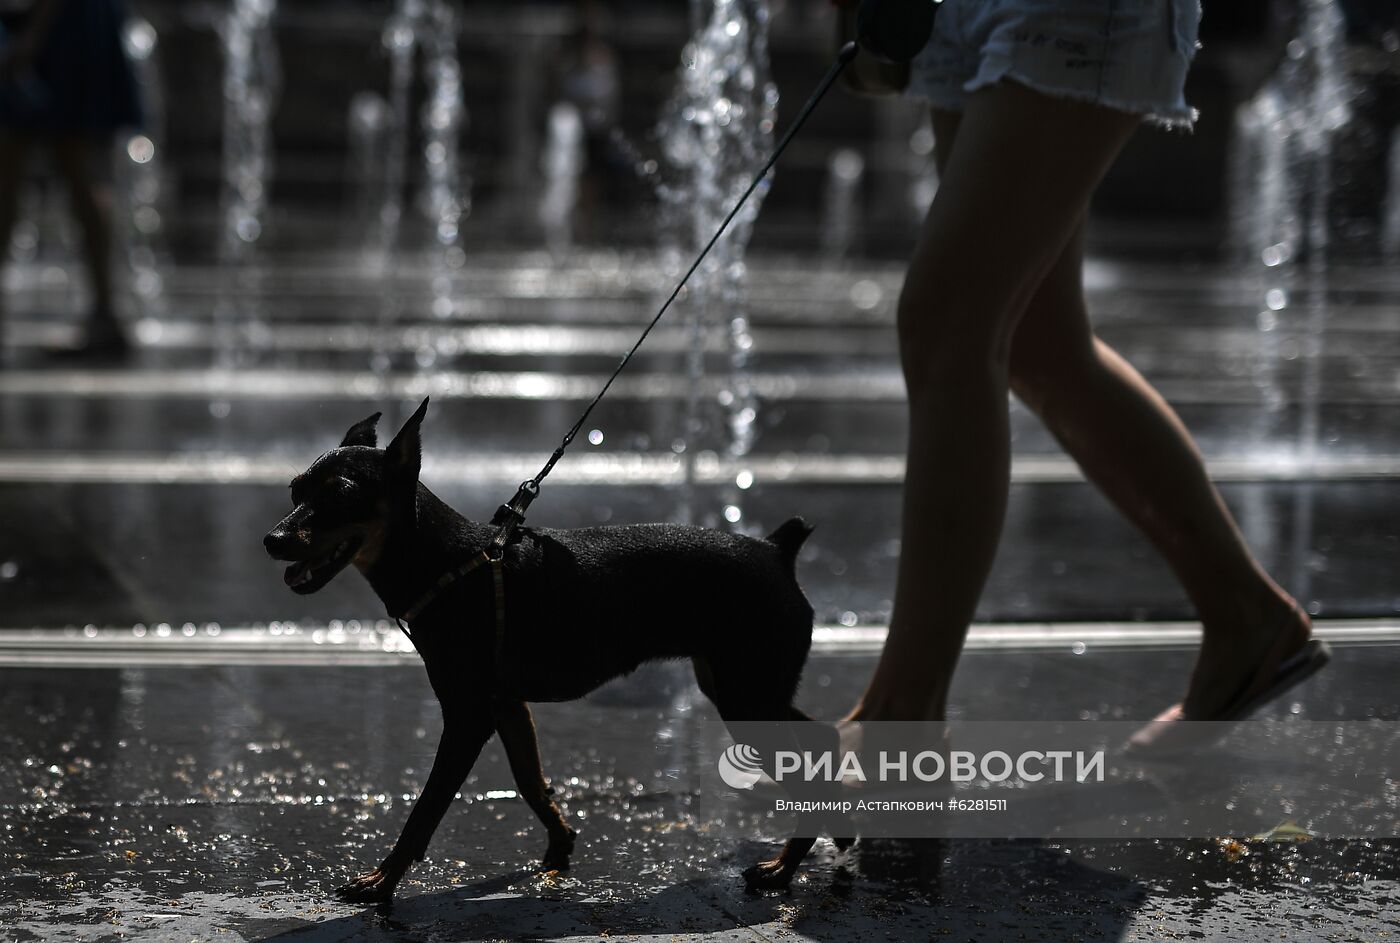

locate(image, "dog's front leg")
[[337, 709, 493, 904], [492, 697, 577, 870]]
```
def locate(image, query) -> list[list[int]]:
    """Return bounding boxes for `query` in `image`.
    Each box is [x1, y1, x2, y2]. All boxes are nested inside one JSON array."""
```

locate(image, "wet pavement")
[[1, 251, 1399, 940], [3, 650, 1399, 942]]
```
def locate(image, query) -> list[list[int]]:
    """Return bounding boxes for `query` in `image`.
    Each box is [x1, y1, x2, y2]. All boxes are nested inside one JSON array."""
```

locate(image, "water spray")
[[483, 0, 939, 550]]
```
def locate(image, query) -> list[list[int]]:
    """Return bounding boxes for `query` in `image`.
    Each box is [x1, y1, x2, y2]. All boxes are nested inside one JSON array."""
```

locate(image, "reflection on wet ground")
[[3, 652, 1397, 941]]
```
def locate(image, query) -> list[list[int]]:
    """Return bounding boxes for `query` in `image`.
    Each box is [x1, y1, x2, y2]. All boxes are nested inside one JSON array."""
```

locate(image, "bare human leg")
[[1006, 221, 1311, 721], [846, 81, 1139, 722]]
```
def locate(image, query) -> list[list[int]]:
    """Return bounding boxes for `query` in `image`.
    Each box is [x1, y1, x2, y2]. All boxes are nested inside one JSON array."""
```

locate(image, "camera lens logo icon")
[[717, 743, 764, 790]]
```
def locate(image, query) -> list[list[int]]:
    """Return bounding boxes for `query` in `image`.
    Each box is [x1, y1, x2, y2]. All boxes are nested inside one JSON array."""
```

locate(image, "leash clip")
[[490, 479, 540, 528], [488, 479, 540, 558]]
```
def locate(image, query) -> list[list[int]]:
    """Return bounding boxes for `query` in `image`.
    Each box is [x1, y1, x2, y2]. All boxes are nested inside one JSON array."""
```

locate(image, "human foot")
[[835, 717, 952, 798], [1128, 595, 1329, 753], [1181, 595, 1314, 721]]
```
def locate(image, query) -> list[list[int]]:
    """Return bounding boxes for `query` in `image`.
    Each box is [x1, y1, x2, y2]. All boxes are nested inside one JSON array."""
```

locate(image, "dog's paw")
[[541, 827, 577, 871], [335, 867, 398, 904], [541, 849, 572, 872], [742, 857, 797, 892]]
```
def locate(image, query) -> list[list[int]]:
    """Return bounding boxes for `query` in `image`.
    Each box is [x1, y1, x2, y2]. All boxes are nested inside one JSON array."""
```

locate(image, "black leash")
[[391, 43, 862, 653], [485, 40, 862, 553], [390, 0, 943, 653]]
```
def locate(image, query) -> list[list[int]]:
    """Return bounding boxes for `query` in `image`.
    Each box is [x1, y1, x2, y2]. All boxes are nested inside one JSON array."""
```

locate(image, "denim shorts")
[[907, 0, 1201, 129]]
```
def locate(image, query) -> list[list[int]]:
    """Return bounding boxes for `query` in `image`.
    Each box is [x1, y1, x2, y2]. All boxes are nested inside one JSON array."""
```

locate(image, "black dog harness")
[[392, 490, 529, 685], [394, 548, 509, 685]]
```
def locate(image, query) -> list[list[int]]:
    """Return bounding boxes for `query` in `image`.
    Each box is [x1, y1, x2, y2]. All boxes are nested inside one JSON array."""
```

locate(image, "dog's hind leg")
[[492, 697, 577, 871], [702, 654, 833, 891], [738, 706, 853, 889], [789, 705, 855, 852]]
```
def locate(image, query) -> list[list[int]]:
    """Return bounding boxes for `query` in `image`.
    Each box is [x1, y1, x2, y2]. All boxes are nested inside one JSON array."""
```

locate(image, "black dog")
[[263, 399, 842, 902]]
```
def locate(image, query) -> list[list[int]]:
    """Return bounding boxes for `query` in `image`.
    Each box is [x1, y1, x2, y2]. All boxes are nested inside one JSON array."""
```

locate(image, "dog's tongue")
[[284, 561, 310, 586]]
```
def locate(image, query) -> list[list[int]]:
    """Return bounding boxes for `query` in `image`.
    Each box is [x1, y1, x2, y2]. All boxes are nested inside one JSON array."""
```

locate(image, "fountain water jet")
[[656, 0, 777, 530], [366, 0, 469, 371], [215, 0, 281, 369], [821, 147, 865, 263], [346, 91, 392, 257], [1383, 127, 1400, 258], [1229, 0, 1353, 613], [539, 102, 585, 260], [119, 16, 171, 336]]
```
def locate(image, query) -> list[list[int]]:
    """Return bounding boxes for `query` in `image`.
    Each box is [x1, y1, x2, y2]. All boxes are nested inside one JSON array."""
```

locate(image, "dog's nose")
[[264, 529, 291, 557]]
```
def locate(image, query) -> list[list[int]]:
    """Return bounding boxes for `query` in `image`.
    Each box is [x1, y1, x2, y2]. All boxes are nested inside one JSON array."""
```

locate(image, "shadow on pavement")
[[245, 839, 1147, 943]]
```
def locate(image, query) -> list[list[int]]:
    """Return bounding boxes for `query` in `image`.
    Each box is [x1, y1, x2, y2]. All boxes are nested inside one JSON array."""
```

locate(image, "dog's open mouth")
[[283, 538, 361, 595]]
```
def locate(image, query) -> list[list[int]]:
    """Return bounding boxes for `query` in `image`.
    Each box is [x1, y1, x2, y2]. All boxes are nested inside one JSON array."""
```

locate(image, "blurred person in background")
[[0, 0, 143, 360], [555, 0, 624, 240]]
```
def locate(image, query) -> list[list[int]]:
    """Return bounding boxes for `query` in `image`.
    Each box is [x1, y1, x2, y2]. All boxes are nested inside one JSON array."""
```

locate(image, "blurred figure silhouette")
[[550, 0, 623, 243], [0, 0, 143, 360]]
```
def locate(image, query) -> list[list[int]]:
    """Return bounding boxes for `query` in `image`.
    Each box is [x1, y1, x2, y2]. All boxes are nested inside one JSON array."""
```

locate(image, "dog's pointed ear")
[[384, 398, 429, 487], [340, 412, 382, 448]]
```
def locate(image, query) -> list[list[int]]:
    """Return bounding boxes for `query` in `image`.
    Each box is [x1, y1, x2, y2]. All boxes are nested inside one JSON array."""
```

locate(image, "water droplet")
[[831, 148, 864, 181], [124, 19, 157, 59], [588, 429, 604, 446], [383, 20, 414, 51], [850, 280, 883, 310], [134, 206, 161, 235], [126, 135, 155, 164], [910, 126, 935, 156], [235, 217, 262, 243]]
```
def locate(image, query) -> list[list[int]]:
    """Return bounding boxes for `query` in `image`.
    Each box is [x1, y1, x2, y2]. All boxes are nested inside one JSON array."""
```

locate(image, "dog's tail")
[[765, 517, 814, 572]]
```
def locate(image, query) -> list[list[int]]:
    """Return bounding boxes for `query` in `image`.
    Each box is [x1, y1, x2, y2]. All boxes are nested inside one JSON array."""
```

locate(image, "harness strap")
[[397, 549, 492, 623], [490, 557, 508, 684], [391, 548, 512, 693]]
